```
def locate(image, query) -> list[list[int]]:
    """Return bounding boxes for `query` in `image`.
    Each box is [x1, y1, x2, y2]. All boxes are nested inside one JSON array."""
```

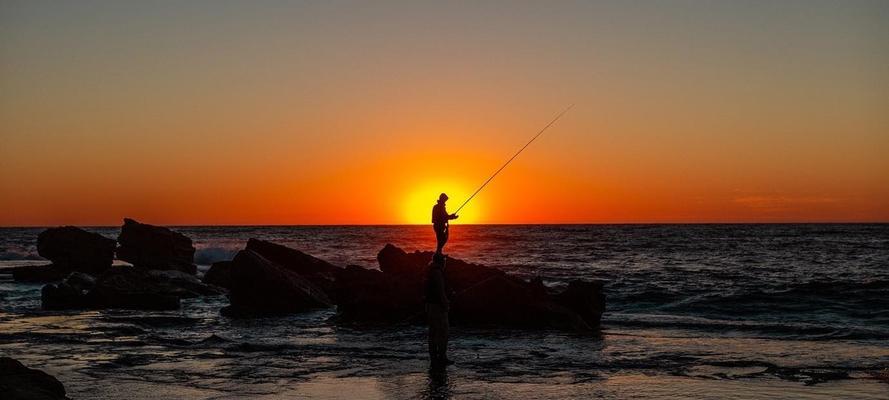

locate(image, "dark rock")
[[10, 265, 67, 283], [221, 249, 332, 317], [0, 357, 67, 400], [553, 280, 606, 328], [41, 272, 96, 310], [245, 239, 341, 299], [334, 265, 422, 323], [451, 274, 589, 330], [86, 268, 180, 310], [146, 269, 226, 297], [116, 218, 196, 274], [37, 226, 116, 274], [40, 266, 225, 311], [336, 244, 605, 331], [203, 261, 233, 289], [377, 244, 505, 293]]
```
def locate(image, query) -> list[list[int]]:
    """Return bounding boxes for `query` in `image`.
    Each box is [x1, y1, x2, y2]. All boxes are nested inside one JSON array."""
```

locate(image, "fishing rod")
[[453, 104, 574, 215]]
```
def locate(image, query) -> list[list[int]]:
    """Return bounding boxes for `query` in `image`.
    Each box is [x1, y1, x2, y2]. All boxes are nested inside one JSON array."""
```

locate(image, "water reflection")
[[424, 367, 451, 400]]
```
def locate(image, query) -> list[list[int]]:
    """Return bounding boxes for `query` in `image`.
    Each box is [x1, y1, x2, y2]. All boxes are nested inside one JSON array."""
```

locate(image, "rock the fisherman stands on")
[[209, 239, 606, 331], [335, 244, 606, 331], [117, 218, 197, 274]]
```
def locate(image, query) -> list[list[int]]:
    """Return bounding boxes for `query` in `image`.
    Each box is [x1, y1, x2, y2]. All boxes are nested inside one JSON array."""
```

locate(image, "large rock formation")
[[449, 274, 589, 330], [377, 244, 506, 293], [41, 272, 96, 310], [334, 265, 422, 323], [201, 261, 233, 289], [0, 357, 68, 400], [146, 269, 225, 297], [243, 238, 341, 299], [41, 268, 225, 311], [116, 218, 196, 274], [335, 244, 606, 331], [37, 226, 116, 274], [86, 268, 181, 310], [10, 265, 67, 283], [202, 260, 233, 289], [552, 280, 607, 329], [11, 226, 115, 283], [221, 249, 333, 317]]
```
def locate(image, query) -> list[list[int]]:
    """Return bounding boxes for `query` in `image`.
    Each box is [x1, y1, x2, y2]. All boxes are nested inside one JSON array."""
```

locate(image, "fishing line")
[[453, 104, 574, 215]]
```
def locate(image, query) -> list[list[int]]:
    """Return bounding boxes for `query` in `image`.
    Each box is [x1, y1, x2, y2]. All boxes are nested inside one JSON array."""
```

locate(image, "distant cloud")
[[732, 195, 839, 210]]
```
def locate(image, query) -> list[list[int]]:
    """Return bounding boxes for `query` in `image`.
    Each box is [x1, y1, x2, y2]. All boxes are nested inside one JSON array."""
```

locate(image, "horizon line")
[[1, 221, 887, 229]]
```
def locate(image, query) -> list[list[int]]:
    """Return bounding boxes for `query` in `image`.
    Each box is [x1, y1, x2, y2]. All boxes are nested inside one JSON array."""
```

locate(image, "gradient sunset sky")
[[1, 1, 887, 226]]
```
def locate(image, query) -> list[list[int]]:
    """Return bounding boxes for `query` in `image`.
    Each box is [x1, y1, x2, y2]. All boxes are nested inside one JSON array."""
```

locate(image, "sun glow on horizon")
[[0, 2, 887, 226], [401, 182, 485, 225]]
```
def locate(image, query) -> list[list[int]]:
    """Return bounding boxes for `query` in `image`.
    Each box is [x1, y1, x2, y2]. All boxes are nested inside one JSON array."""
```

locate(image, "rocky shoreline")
[[6, 219, 606, 332]]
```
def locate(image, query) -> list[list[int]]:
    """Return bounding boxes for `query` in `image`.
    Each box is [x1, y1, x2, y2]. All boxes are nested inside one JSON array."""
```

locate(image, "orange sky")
[[1, 1, 887, 226]]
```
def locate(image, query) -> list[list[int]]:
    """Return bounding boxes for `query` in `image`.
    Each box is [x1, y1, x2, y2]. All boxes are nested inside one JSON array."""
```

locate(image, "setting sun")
[[401, 182, 484, 225]]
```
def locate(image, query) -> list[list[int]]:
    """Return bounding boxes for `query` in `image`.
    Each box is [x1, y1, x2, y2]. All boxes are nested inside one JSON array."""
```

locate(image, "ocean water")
[[1, 224, 888, 399]]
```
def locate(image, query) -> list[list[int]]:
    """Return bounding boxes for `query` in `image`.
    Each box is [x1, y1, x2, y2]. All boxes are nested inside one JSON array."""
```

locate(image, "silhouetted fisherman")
[[432, 193, 458, 255], [426, 253, 453, 368]]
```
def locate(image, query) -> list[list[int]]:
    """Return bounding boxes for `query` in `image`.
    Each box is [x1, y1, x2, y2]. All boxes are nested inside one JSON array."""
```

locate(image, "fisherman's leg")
[[435, 229, 445, 255], [438, 228, 450, 254]]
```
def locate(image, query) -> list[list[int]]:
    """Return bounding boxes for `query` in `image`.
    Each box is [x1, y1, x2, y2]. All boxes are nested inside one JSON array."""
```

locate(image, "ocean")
[[1, 224, 888, 399]]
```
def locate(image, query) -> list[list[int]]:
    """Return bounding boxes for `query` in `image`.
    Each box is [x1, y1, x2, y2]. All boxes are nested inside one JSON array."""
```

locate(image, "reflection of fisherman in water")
[[425, 366, 450, 400], [426, 253, 453, 368], [432, 193, 458, 255]]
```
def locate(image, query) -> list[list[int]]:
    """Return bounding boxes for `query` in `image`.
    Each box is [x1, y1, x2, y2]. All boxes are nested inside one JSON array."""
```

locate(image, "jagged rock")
[[377, 244, 505, 293], [336, 244, 606, 331], [0, 357, 68, 400], [37, 226, 116, 274], [116, 218, 196, 274], [334, 265, 422, 323], [553, 280, 607, 328], [203, 260, 233, 289], [221, 249, 332, 317], [10, 265, 67, 283], [40, 267, 225, 311], [451, 274, 589, 330], [146, 269, 225, 297], [41, 272, 96, 310], [244, 238, 340, 300], [86, 268, 180, 310]]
